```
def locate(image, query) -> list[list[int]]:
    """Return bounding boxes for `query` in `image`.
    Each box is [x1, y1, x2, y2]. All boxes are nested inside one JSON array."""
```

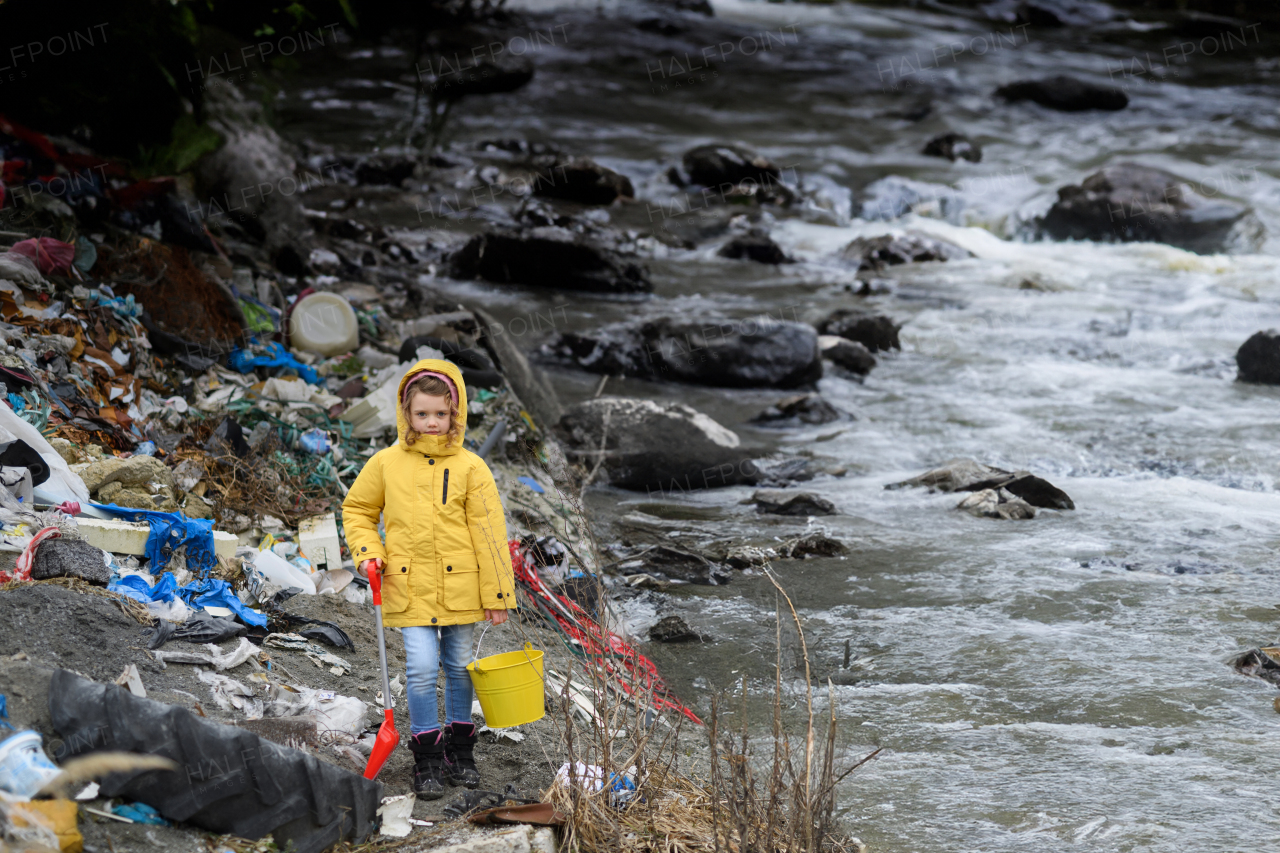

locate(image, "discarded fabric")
[[8, 238, 74, 275]]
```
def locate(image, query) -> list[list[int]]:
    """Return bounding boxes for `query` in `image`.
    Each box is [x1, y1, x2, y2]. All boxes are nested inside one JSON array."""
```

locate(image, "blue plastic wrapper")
[[90, 505, 217, 575], [133, 441, 157, 457], [109, 572, 268, 628], [227, 340, 320, 385], [298, 429, 330, 454], [0, 694, 11, 730], [113, 802, 169, 826]]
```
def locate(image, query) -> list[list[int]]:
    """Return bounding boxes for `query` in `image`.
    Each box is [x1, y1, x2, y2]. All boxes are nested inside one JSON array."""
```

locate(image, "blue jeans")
[[402, 623, 475, 733]]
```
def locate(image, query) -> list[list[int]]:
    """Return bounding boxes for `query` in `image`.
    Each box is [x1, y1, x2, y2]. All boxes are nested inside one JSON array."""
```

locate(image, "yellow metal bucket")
[[467, 642, 546, 728]]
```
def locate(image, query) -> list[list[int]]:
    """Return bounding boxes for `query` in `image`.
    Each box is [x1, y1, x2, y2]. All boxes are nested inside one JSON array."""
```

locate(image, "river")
[[276, 2, 1280, 849]]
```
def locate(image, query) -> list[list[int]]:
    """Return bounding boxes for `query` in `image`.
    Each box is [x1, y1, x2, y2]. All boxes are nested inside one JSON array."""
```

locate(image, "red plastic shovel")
[[363, 564, 400, 780]]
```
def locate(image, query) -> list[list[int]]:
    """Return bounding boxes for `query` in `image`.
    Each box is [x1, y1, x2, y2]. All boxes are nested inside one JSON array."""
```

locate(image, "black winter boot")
[[444, 722, 480, 788], [408, 730, 447, 799]]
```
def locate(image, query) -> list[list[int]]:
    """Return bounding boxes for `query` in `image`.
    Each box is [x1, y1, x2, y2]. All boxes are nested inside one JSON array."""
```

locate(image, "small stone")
[[779, 532, 847, 558], [751, 489, 837, 516], [649, 616, 704, 643], [819, 336, 877, 376], [752, 393, 842, 426], [957, 488, 1036, 520]]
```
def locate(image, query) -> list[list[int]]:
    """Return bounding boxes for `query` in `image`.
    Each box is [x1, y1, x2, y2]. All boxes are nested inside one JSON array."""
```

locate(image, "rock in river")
[[751, 393, 843, 426], [534, 158, 634, 205], [546, 315, 822, 388], [818, 310, 902, 352], [1039, 162, 1265, 254], [682, 143, 780, 188], [751, 489, 837, 516], [1237, 331, 1280, 384], [718, 230, 792, 264], [449, 228, 652, 294], [957, 488, 1036, 520], [888, 458, 1075, 510], [922, 132, 982, 163], [819, 336, 876, 376], [649, 615, 708, 642], [556, 396, 759, 492], [995, 75, 1128, 111], [842, 230, 971, 271]]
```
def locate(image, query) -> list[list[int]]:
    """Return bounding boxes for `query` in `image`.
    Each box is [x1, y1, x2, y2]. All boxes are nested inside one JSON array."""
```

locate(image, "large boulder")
[[80, 455, 178, 512], [194, 82, 315, 273], [546, 316, 822, 389], [842, 231, 971, 270], [555, 396, 759, 492], [1039, 163, 1265, 254], [818, 310, 902, 352], [995, 75, 1128, 111], [888, 458, 1074, 510], [450, 228, 652, 294], [1237, 331, 1280, 384]]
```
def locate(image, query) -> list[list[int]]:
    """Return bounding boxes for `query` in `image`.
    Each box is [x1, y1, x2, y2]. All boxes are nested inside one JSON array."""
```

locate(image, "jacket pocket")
[[438, 553, 481, 612], [381, 557, 412, 614]]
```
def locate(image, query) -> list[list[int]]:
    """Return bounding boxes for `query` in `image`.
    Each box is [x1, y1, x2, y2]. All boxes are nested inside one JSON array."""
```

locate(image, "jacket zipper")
[[442, 468, 449, 504]]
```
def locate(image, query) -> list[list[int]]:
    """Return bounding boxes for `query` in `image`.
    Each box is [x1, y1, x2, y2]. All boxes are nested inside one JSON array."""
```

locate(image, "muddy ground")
[[0, 582, 576, 851]]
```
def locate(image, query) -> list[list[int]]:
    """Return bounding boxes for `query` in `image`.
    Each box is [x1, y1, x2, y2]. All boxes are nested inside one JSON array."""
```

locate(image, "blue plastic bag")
[[113, 802, 169, 825], [227, 340, 319, 385], [298, 429, 330, 454], [179, 578, 268, 628], [90, 505, 217, 575]]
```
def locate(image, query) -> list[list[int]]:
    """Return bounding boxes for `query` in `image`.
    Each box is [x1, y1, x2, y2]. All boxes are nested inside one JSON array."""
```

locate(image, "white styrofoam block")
[[298, 512, 342, 569]]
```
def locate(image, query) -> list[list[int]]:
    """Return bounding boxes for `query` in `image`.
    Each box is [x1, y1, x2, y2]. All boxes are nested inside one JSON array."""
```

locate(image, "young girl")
[[342, 358, 516, 798]]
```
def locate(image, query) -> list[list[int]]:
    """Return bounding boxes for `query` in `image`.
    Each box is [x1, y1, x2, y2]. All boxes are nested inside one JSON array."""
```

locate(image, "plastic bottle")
[[253, 548, 317, 595], [289, 292, 359, 357]]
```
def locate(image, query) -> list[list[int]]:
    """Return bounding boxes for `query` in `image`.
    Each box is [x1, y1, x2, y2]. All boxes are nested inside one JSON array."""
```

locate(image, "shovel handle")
[[368, 562, 383, 606]]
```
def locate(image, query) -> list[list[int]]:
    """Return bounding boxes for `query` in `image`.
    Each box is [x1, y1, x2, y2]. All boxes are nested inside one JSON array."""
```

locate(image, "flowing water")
[[277, 3, 1280, 849]]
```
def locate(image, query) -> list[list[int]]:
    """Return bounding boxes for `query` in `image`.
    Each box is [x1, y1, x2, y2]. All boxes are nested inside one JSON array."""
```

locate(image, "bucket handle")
[[471, 631, 536, 677]]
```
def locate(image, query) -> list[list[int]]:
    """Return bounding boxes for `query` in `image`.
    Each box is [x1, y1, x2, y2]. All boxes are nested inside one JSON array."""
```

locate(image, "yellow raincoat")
[[341, 359, 516, 627]]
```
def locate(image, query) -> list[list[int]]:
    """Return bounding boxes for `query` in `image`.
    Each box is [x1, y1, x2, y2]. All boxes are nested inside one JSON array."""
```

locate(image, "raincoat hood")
[[396, 358, 467, 456]]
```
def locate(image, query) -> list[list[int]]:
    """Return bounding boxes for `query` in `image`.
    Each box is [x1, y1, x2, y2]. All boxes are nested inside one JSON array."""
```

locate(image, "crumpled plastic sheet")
[[50, 670, 381, 853], [196, 669, 368, 741], [90, 505, 218, 575], [154, 637, 259, 672], [264, 633, 354, 675], [109, 571, 268, 628], [228, 341, 320, 385], [145, 612, 248, 650]]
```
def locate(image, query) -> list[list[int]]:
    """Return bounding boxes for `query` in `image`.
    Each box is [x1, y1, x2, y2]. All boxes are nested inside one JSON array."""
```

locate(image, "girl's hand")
[[485, 609, 509, 625], [357, 558, 382, 579]]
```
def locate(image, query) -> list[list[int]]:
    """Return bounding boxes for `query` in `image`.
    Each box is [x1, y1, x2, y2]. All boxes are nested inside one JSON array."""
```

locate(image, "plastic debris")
[[377, 793, 416, 838], [114, 664, 147, 698], [112, 801, 169, 826], [297, 428, 331, 454], [8, 238, 75, 275], [0, 730, 62, 800], [228, 340, 320, 385], [144, 612, 248, 650], [290, 292, 360, 357], [90, 506, 217, 575], [153, 636, 260, 671]]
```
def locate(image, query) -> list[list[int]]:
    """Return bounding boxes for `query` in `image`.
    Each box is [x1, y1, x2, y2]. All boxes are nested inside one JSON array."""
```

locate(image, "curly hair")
[[401, 374, 462, 448]]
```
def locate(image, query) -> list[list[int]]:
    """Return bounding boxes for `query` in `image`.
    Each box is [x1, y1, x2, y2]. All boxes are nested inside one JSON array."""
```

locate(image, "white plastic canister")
[[0, 731, 62, 799], [289, 292, 359, 357]]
